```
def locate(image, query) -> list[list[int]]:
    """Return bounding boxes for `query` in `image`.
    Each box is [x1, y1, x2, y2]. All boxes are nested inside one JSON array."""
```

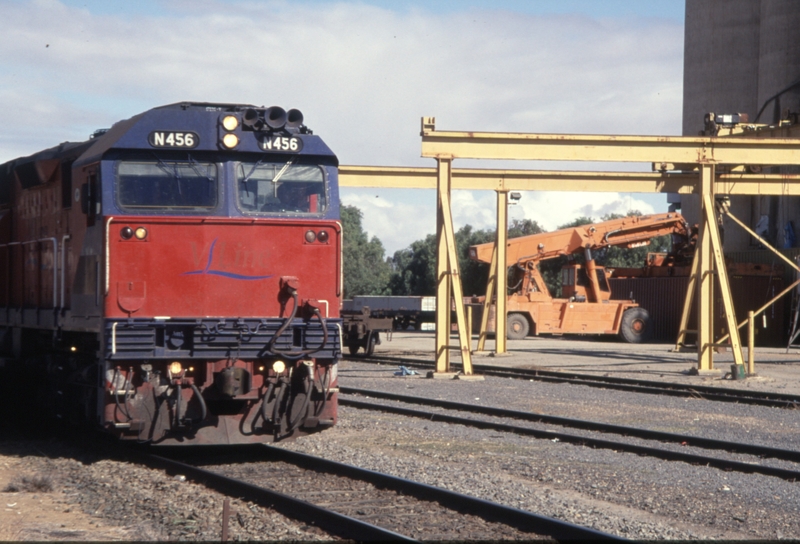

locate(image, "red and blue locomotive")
[[0, 102, 342, 444]]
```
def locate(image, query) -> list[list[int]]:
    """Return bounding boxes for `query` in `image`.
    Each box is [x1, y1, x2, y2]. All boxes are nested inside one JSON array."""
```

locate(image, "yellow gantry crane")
[[339, 115, 800, 376]]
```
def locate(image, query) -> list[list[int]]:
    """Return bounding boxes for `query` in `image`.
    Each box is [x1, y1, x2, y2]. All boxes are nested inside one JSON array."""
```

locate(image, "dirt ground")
[[0, 450, 133, 541]]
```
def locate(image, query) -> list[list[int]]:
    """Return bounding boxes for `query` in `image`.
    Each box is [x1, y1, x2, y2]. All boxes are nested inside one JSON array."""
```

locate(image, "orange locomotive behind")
[[0, 102, 343, 444]]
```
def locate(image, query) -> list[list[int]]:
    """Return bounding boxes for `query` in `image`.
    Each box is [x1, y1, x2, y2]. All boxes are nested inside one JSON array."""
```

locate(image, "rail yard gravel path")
[[273, 358, 800, 541], [0, 439, 332, 541]]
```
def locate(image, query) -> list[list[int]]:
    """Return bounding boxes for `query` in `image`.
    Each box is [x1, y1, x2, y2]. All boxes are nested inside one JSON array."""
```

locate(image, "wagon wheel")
[[365, 333, 378, 356]]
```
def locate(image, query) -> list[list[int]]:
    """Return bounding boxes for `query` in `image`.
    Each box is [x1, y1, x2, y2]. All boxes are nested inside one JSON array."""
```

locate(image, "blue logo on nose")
[[182, 239, 273, 280]]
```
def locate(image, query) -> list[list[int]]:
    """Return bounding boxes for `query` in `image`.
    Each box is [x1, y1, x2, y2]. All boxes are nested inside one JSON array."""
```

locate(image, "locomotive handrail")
[[0, 242, 20, 313], [105, 217, 113, 296], [0, 237, 58, 309], [60, 234, 71, 308]]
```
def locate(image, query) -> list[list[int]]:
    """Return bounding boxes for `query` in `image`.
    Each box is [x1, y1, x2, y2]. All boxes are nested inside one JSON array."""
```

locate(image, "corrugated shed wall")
[[610, 278, 689, 343], [610, 274, 787, 346]]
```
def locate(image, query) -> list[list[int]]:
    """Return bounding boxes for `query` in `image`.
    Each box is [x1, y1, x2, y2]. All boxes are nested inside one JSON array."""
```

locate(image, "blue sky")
[[2, 0, 685, 254]]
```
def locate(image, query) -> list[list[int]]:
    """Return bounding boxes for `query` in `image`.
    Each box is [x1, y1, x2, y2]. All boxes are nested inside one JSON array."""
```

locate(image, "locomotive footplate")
[[105, 317, 343, 360]]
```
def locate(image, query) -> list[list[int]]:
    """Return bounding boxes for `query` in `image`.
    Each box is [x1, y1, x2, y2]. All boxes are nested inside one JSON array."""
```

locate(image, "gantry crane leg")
[[434, 158, 476, 377], [495, 191, 508, 354], [476, 245, 496, 353]]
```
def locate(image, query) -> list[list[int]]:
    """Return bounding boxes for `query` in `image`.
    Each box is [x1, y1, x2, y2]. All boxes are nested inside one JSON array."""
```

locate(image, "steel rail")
[[141, 452, 416, 542], [349, 355, 800, 408], [340, 389, 800, 482], [473, 367, 800, 408], [254, 445, 624, 542]]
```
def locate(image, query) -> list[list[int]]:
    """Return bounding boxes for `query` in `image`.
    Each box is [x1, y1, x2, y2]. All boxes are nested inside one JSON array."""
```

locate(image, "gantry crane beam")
[[339, 165, 800, 195], [419, 122, 800, 165]]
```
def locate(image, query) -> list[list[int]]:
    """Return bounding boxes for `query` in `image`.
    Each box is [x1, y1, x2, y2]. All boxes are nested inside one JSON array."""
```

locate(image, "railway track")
[[339, 387, 800, 482], [349, 354, 800, 409], [148, 445, 623, 542]]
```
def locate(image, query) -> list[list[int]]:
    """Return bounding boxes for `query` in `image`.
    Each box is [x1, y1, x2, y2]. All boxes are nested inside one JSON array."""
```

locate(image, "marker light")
[[222, 133, 239, 149], [120, 226, 133, 240], [317, 230, 329, 243], [222, 115, 239, 131], [305, 230, 316, 243], [134, 227, 148, 240], [272, 360, 286, 374]]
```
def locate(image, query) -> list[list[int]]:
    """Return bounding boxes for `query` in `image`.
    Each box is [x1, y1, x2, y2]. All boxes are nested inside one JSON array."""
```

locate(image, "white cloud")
[[0, 0, 682, 253]]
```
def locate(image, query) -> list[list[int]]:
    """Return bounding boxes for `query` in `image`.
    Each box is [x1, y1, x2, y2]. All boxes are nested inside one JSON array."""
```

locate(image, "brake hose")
[[112, 367, 133, 422], [189, 383, 207, 423], [268, 292, 330, 358], [314, 365, 331, 416], [268, 292, 299, 353], [272, 380, 287, 429], [287, 371, 312, 432], [173, 384, 182, 428], [260, 381, 275, 424]]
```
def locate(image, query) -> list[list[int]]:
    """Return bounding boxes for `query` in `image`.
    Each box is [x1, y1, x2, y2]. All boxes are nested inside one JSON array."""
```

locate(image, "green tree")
[[388, 219, 546, 297], [388, 234, 437, 296], [456, 225, 496, 297], [594, 212, 672, 269], [341, 205, 392, 299]]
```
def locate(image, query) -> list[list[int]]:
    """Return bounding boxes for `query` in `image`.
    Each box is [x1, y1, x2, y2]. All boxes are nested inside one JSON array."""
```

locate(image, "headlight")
[[272, 360, 286, 374], [221, 115, 239, 131], [222, 133, 239, 149]]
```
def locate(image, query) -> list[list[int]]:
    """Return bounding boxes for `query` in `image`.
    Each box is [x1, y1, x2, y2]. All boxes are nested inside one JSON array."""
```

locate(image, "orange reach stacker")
[[469, 213, 694, 342]]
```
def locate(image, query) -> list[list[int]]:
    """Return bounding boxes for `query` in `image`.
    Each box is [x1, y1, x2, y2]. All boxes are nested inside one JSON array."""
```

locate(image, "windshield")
[[237, 161, 326, 214], [116, 159, 218, 211]]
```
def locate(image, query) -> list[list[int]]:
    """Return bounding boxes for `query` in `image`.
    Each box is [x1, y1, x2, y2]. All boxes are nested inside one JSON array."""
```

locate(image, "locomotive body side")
[[0, 103, 342, 444]]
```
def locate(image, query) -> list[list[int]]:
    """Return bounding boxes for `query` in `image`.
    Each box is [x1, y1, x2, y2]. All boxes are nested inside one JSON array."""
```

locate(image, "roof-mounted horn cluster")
[[242, 106, 308, 134], [218, 105, 311, 150]]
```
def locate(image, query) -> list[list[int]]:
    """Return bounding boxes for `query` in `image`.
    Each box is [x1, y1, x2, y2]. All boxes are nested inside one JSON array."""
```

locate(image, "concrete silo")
[[682, 0, 800, 251]]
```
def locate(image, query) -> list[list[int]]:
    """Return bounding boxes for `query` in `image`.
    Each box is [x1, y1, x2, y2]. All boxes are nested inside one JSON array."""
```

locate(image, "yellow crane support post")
[[417, 116, 800, 374]]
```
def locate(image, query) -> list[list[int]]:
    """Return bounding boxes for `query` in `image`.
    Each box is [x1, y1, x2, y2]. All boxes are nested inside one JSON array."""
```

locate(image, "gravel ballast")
[[2, 353, 799, 541], [270, 360, 800, 540]]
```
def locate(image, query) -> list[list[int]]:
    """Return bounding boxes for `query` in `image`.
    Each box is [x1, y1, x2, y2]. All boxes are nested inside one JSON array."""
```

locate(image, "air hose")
[[287, 371, 313, 432], [267, 291, 330, 359]]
